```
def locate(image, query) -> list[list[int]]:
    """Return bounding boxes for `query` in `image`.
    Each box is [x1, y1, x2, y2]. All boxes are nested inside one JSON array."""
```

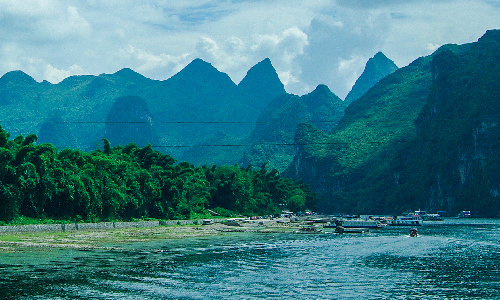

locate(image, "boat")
[[458, 210, 471, 218], [334, 226, 368, 234], [413, 210, 443, 221], [294, 224, 322, 233], [323, 218, 384, 229], [409, 228, 418, 237], [389, 215, 423, 226]]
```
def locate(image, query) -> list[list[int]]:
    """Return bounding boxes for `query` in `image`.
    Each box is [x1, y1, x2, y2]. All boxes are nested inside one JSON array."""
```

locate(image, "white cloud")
[[16, 56, 85, 83], [126, 45, 191, 75], [44, 63, 85, 83], [254, 27, 309, 63], [277, 70, 299, 86], [192, 26, 308, 85], [0, 1, 90, 42]]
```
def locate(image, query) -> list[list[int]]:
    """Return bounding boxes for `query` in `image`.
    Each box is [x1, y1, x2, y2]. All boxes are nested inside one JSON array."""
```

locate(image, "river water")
[[1, 218, 499, 299]]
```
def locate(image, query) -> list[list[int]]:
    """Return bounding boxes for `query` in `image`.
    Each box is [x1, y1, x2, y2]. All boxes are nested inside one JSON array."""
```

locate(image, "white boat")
[[458, 210, 471, 218], [295, 224, 322, 233], [413, 210, 443, 221], [389, 215, 423, 226], [323, 219, 385, 228]]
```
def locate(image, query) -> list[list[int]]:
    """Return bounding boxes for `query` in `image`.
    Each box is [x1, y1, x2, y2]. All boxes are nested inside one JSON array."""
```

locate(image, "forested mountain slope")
[[241, 84, 346, 171], [287, 30, 500, 217]]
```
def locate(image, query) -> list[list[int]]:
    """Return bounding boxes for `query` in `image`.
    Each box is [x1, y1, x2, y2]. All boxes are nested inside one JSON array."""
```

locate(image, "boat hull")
[[389, 217, 423, 226]]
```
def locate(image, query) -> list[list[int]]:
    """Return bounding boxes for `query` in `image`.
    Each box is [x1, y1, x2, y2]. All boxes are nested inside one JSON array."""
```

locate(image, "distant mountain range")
[[0, 58, 286, 161], [0, 52, 395, 169]]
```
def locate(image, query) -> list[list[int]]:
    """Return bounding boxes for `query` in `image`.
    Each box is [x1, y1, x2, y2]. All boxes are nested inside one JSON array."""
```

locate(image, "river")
[[1, 218, 499, 299]]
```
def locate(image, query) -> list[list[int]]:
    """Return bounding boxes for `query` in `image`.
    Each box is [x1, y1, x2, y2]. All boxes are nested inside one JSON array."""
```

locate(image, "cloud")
[[294, 10, 391, 97], [0, 1, 90, 42], [125, 45, 191, 75], [193, 26, 308, 85]]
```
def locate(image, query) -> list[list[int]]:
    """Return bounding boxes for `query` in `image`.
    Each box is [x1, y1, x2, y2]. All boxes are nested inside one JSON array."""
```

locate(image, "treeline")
[[0, 126, 317, 223]]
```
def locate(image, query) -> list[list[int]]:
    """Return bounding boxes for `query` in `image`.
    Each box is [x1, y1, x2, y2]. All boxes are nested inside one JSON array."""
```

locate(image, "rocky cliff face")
[[407, 30, 500, 216], [289, 30, 500, 217]]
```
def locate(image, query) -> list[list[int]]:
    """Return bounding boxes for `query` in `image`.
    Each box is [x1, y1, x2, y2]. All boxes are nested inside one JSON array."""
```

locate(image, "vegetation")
[[289, 30, 500, 217], [242, 84, 346, 172], [0, 126, 316, 223]]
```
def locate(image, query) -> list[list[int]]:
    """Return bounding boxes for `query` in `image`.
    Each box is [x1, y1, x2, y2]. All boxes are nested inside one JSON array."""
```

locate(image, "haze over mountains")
[[2, 29, 500, 216]]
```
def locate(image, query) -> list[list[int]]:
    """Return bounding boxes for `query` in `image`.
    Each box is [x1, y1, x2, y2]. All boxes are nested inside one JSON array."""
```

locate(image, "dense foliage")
[[0, 126, 316, 223], [242, 84, 346, 172], [288, 30, 500, 217]]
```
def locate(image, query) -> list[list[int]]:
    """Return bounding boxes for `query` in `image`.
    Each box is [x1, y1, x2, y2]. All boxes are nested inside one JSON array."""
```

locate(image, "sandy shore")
[[0, 218, 301, 252]]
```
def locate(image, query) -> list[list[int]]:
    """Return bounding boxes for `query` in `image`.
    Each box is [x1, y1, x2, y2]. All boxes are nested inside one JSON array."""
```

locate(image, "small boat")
[[334, 226, 368, 234], [413, 210, 443, 221], [294, 224, 322, 233], [324, 218, 383, 229], [409, 228, 418, 237], [458, 211, 471, 218], [389, 215, 423, 226]]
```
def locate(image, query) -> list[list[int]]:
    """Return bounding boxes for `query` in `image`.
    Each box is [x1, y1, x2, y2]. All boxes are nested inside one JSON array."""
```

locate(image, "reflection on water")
[[1, 219, 500, 299]]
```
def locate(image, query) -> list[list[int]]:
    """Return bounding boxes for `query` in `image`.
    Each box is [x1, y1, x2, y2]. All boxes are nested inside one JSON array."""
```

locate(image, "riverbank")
[[0, 218, 299, 252]]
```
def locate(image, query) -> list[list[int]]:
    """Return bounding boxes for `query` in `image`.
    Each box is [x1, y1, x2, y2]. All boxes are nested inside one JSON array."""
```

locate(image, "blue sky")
[[1, 0, 499, 98]]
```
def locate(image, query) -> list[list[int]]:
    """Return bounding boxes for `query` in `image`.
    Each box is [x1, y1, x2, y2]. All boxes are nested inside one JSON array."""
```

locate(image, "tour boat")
[[389, 215, 423, 226], [413, 210, 443, 221], [323, 219, 384, 229]]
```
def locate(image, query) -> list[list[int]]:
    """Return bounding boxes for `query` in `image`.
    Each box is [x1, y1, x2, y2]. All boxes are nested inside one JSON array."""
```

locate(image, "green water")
[[1, 218, 499, 299]]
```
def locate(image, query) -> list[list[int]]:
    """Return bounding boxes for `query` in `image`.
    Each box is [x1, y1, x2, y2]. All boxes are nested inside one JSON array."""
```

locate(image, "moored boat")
[[294, 224, 322, 233], [334, 226, 368, 234], [389, 215, 423, 226], [323, 218, 384, 229], [413, 210, 443, 221], [458, 210, 471, 218]]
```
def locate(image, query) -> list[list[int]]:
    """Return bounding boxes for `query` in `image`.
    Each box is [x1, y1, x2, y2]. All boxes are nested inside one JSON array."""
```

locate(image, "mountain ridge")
[[344, 51, 398, 105]]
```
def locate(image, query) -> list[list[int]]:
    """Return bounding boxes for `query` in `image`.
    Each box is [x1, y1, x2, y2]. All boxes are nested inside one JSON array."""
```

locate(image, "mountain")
[[238, 58, 286, 112], [241, 84, 346, 171], [285, 53, 433, 213], [38, 113, 77, 149], [0, 71, 37, 106], [405, 30, 500, 217], [104, 95, 158, 148], [344, 52, 398, 105], [286, 30, 500, 217], [0, 58, 286, 165]]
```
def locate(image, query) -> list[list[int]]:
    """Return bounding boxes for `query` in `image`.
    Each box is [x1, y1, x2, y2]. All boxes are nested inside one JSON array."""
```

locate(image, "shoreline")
[[0, 218, 300, 252]]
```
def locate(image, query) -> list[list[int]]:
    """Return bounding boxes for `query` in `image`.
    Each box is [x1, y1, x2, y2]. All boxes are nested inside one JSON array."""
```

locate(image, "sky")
[[1, 0, 500, 99]]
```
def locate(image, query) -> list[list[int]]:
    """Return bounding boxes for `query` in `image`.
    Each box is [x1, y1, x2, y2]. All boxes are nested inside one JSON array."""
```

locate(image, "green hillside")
[[242, 84, 346, 172], [288, 30, 500, 217]]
